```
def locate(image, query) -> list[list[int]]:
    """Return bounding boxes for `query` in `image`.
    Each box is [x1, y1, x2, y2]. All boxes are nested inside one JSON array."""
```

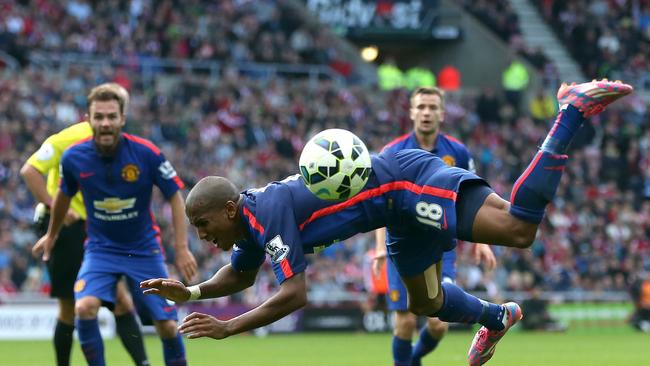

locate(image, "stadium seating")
[[0, 0, 648, 305]]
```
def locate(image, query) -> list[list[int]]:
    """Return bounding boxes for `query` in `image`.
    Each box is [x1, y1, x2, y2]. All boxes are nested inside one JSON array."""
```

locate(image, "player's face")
[[410, 93, 445, 136], [189, 204, 239, 251], [89, 100, 125, 153]]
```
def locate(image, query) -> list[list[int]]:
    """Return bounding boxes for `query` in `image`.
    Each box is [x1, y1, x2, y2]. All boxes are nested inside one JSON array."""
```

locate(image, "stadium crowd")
[[0, 0, 342, 66], [0, 65, 648, 304], [0, 0, 648, 308], [537, 0, 650, 85]]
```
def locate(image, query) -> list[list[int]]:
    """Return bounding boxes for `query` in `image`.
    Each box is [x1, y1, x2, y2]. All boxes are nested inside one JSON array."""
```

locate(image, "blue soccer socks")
[[162, 333, 187, 366], [392, 336, 412, 366], [540, 104, 585, 155], [433, 282, 505, 331], [76, 318, 105, 366], [510, 150, 568, 223], [411, 326, 440, 366]]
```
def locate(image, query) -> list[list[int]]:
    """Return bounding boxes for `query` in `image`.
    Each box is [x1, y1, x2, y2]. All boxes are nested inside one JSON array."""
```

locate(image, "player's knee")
[[394, 311, 417, 334], [75, 297, 101, 319], [427, 318, 449, 338], [155, 320, 179, 339]]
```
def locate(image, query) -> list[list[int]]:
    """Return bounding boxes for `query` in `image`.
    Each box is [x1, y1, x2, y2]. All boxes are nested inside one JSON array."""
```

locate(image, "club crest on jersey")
[[74, 279, 86, 293], [390, 289, 400, 302], [121, 164, 140, 182], [265, 235, 289, 263], [441, 155, 456, 167]]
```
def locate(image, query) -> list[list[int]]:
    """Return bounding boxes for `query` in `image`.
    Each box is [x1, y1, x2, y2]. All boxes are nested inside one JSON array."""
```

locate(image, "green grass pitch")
[[1, 329, 648, 365]]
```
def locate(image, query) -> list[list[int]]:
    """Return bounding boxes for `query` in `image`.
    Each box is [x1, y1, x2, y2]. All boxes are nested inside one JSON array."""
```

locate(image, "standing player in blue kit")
[[142, 80, 632, 366], [373, 87, 496, 366], [34, 84, 197, 366]]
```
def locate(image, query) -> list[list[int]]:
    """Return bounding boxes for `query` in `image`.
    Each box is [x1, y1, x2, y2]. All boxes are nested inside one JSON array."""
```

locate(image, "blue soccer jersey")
[[231, 148, 484, 284], [60, 133, 184, 256], [383, 132, 475, 172]]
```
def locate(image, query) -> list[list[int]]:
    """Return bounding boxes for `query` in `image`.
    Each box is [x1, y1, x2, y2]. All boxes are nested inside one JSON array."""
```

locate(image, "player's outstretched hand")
[[473, 243, 497, 271], [179, 312, 230, 340], [174, 248, 198, 283], [140, 278, 191, 303], [32, 235, 55, 261]]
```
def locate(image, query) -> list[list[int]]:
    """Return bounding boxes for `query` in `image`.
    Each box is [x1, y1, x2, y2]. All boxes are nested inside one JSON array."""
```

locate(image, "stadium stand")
[[536, 0, 650, 88], [0, 0, 648, 311]]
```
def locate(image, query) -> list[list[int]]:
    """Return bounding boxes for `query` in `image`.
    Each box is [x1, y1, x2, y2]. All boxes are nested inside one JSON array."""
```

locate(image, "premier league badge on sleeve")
[[265, 235, 289, 263]]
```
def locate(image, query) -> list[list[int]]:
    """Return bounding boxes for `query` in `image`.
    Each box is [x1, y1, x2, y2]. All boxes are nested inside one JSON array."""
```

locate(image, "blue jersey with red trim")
[[59, 133, 184, 256], [231, 148, 483, 283], [382, 132, 475, 272], [382, 132, 475, 172]]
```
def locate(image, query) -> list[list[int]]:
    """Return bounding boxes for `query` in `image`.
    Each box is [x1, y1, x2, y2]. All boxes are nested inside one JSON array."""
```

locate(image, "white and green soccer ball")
[[299, 128, 372, 201]]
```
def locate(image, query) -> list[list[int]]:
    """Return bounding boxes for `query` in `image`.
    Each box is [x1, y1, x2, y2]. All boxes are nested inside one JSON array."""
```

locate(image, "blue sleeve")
[[458, 145, 473, 172], [231, 244, 266, 272], [59, 151, 78, 197], [150, 150, 184, 199], [260, 197, 307, 284]]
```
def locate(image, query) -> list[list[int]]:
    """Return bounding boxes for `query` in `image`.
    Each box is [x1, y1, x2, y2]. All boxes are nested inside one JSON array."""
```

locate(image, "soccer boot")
[[556, 79, 633, 117], [467, 302, 523, 366]]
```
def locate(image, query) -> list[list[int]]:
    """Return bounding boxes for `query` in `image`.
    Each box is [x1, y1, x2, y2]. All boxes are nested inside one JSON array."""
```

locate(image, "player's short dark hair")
[[87, 84, 127, 115], [410, 86, 445, 107]]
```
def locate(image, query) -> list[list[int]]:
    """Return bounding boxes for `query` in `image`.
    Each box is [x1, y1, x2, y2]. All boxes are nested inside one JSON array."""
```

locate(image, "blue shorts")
[[386, 251, 456, 312], [383, 149, 482, 277], [74, 251, 178, 321]]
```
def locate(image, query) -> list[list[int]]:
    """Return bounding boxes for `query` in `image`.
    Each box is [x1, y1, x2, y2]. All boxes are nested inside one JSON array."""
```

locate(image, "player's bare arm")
[[141, 263, 259, 301], [32, 189, 72, 261], [21, 163, 79, 226], [372, 227, 387, 277], [20, 163, 52, 206], [179, 272, 307, 340], [169, 191, 198, 281]]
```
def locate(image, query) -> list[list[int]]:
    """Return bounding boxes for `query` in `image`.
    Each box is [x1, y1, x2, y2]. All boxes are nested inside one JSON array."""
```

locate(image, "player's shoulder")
[[49, 122, 93, 149], [123, 133, 162, 156], [440, 133, 468, 149], [381, 133, 411, 153], [440, 133, 471, 156]]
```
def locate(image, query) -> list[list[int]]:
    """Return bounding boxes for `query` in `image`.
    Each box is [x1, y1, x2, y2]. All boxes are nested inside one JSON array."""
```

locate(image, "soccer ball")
[[299, 129, 372, 201]]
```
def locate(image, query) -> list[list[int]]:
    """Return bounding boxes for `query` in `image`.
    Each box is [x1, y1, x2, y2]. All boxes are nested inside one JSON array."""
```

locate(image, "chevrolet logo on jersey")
[[94, 197, 136, 213]]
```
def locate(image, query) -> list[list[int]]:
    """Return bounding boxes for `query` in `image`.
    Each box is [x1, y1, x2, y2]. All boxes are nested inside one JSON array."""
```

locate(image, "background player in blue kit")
[[34, 84, 198, 366], [141, 80, 632, 366], [373, 87, 496, 366]]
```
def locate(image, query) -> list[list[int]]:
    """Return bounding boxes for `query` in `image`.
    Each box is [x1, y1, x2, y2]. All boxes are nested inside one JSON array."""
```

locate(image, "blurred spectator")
[[529, 88, 557, 123], [403, 64, 436, 91], [629, 271, 650, 332], [520, 288, 566, 332], [377, 57, 404, 91], [502, 57, 530, 112], [438, 65, 461, 91]]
